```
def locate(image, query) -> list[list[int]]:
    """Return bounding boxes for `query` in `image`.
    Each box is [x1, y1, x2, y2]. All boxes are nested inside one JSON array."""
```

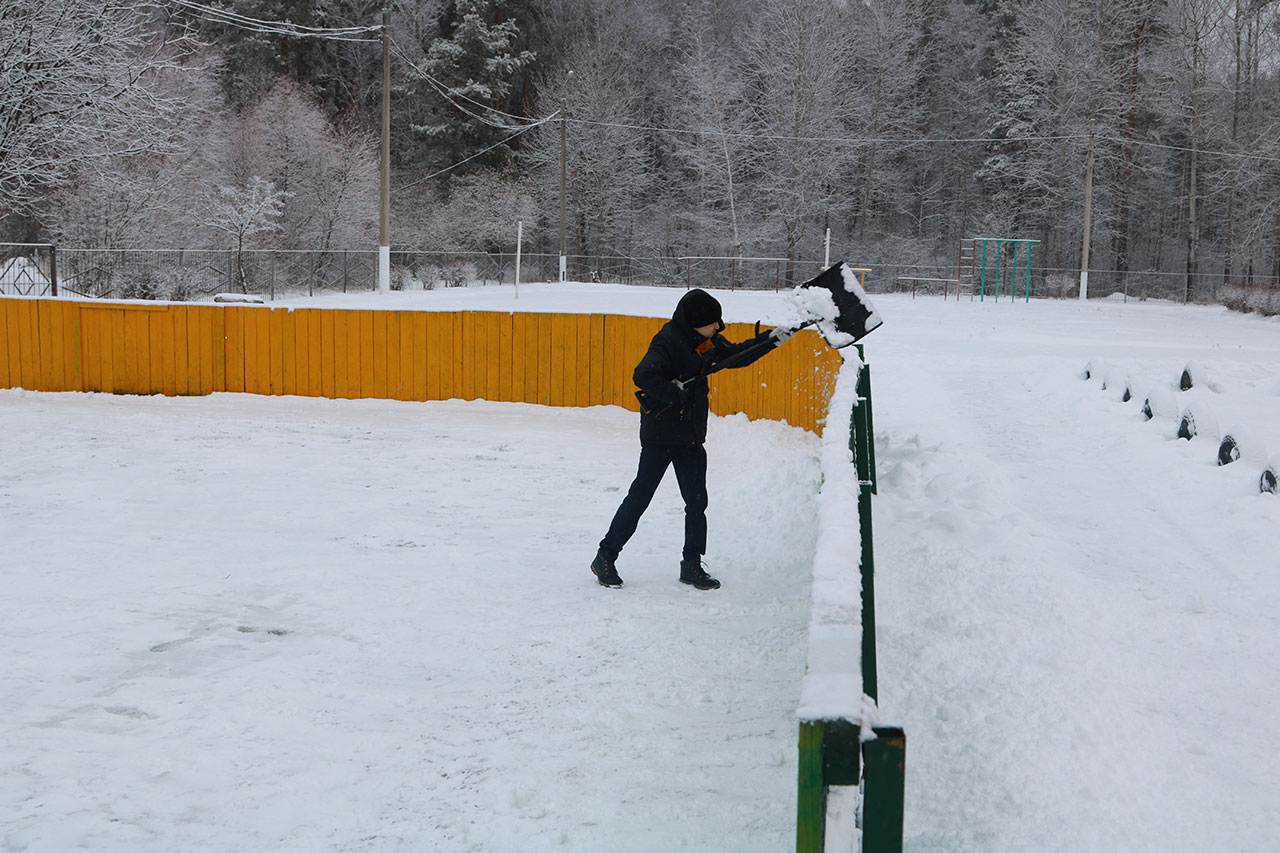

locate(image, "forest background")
[[3, 0, 1279, 306]]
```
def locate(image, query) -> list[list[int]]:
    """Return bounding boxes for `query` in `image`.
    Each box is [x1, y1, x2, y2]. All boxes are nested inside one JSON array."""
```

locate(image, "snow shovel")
[[696, 261, 884, 379], [790, 261, 883, 350]]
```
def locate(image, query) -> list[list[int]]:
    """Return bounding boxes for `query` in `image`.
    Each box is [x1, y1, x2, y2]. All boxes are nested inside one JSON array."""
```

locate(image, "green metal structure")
[[969, 237, 1040, 303]]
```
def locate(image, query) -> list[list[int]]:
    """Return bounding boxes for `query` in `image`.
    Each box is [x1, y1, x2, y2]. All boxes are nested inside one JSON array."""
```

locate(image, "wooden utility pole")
[[557, 70, 573, 283], [378, 5, 391, 293], [1079, 132, 1095, 301]]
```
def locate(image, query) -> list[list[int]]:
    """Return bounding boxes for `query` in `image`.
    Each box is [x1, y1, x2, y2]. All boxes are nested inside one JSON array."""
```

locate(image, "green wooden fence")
[[796, 344, 906, 852]]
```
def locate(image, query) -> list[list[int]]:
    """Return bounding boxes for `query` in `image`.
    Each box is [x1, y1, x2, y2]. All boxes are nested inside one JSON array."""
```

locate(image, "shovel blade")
[[798, 262, 883, 348]]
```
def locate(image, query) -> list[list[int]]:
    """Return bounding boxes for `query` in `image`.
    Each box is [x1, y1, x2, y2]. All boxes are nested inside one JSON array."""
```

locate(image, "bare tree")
[[205, 176, 290, 291], [0, 0, 199, 216], [741, 0, 859, 285]]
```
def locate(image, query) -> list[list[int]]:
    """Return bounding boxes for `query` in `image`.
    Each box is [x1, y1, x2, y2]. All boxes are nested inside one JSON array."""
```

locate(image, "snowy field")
[[864, 295, 1280, 849], [6, 284, 1280, 850], [1, 392, 819, 851]]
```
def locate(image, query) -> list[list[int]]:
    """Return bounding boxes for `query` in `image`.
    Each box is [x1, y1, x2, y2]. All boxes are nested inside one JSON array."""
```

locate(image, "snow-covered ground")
[[865, 295, 1280, 849], [7, 284, 1280, 850], [1, 392, 819, 851]]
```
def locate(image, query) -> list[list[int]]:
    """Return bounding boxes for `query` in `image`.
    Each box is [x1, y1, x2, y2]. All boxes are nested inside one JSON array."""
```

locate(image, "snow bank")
[[796, 354, 867, 724]]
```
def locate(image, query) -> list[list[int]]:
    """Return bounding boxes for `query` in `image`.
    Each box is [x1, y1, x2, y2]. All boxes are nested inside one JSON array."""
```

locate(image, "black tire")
[[1177, 412, 1196, 440], [1217, 435, 1240, 467]]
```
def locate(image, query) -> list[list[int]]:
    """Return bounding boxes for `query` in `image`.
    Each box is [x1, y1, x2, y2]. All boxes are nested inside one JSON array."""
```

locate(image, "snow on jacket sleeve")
[[633, 334, 682, 405]]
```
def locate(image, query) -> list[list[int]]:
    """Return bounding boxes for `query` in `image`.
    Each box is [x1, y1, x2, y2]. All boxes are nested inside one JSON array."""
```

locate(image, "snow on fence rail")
[[0, 296, 841, 434], [27, 248, 838, 298], [796, 344, 906, 852]]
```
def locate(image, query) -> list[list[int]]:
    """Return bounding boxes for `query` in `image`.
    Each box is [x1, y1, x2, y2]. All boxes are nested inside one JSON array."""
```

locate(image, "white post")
[[515, 220, 523, 300], [377, 246, 390, 294], [1079, 131, 1095, 301], [824, 227, 831, 267], [559, 254, 567, 283]]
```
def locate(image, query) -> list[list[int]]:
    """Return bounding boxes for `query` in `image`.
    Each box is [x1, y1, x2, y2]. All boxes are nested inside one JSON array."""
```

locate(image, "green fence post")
[[1025, 241, 1033, 302], [852, 347, 878, 701], [995, 239, 1003, 302], [979, 239, 987, 302], [862, 727, 907, 853], [797, 721, 827, 853], [1008, 241, 1017, 304]]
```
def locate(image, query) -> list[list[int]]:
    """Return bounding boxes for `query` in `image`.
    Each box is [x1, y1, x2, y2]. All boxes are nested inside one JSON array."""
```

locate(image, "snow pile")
[[796, 353, 866, 723]]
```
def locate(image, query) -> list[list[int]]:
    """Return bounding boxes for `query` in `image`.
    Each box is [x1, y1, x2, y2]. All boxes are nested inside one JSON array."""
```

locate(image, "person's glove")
[[768, 325, 795, 344]]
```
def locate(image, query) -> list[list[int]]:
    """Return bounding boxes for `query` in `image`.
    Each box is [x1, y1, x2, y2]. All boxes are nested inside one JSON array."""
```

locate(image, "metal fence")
[[0, 243, 57, 296], [22, 247, 824, 300], [6, 243, 1277, 314], [868, 260, 1280, 311]]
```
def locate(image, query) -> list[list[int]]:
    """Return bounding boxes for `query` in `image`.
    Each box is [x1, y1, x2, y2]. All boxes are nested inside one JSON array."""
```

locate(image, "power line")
[[389, 36, 537, 126], [563, 115, 1280, 162], [167, 0, 381, 42], [563, 116, 1090, 146], [394, 113, 558, 193], [391, 46, 529, 131], [1122, 137, 1280, 164]]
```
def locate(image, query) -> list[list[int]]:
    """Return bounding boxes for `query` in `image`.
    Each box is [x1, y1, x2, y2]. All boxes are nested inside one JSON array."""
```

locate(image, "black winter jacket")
[[633, 290, 778, 445]]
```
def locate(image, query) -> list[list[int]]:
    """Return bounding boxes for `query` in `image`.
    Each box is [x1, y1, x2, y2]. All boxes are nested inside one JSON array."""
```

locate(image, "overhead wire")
[[390, 43, 540, 131], [166, 0, 381, 42], [389, 35, 538, 125], [394, 113, 559, 193]]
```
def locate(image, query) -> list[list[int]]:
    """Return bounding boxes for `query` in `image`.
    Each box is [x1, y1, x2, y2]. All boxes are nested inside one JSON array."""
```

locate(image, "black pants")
[[600, 443, 707, 561]]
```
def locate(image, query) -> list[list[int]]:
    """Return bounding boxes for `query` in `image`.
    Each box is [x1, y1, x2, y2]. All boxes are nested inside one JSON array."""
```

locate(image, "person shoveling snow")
[[590, 266, 882, 590]]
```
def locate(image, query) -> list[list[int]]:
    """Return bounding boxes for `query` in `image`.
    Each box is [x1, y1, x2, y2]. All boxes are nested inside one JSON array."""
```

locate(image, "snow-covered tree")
[[741, 0, 861, 285], [407, 0, 534, 170], [665, 0, 756, 258], [44, 57, 228, 249], [206, 176, 290, 290], [230, 79, 378, 251], [0, 0, 199, 217]]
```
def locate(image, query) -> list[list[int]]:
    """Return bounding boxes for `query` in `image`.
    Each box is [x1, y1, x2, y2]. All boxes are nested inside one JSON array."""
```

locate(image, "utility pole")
[[558, 113, 567, 283], [378, 5, 391, 293], [558, 70, 572, 283], [1079, 131, 1095, 301]]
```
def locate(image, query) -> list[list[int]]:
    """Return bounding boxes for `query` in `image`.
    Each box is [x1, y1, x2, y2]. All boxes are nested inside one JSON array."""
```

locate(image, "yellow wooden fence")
[[0, 297, 842, 433]]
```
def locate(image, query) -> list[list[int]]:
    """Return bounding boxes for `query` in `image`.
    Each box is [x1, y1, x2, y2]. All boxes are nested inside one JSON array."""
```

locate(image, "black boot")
[[679, 558, 720, 590], [591, 548, 623, 588]]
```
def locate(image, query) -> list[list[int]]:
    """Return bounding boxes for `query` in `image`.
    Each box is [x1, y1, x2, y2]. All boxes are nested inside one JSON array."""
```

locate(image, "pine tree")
[[409, 0, 534, 172]]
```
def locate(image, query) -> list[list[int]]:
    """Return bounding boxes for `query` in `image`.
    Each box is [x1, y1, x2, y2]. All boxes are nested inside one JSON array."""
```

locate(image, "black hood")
[[673, 289, 724, 337]]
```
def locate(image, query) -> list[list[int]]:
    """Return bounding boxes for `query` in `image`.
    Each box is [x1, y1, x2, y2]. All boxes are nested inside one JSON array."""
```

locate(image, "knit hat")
[[680, 289, 723, 328]]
